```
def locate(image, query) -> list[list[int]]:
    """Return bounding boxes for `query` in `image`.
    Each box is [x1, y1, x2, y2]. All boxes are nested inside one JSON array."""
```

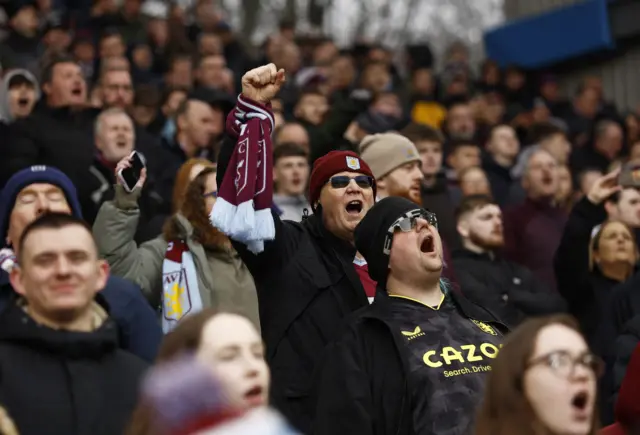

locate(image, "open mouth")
[[420, 234, 434, 253], [345, 200, 363, 215], [71, 88, 82, 96], [243, 385, 265, 407], [571, 391, 588, 411], [115, 138, 127, 148], [17, 97, 29, 107]]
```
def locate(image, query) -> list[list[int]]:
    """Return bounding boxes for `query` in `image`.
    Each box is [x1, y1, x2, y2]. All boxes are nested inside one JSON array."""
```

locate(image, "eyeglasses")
[[526, 350, 604, 378], [203, 191, 217, 199], [329, 175, 374, 189], [383, 209, 438, 255]]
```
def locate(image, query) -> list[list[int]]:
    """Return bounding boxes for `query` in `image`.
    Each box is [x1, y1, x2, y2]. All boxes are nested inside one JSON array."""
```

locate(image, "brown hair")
[[400, 122, 445, 145], [454, 194, 496, 222], [125, 309, 220, 435], [475, 314, 599, 435], [171, 158, 216, 212], [164, 167, 228, 249]]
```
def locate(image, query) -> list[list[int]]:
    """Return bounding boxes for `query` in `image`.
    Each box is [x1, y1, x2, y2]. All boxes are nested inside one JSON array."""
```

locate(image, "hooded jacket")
[[0, 69, 40, 123]]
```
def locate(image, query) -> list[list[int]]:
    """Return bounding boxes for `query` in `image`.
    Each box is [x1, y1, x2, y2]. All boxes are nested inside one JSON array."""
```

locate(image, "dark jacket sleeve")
[[313, 326, 374, 435], [611, 316, 640, 407], [308, 90, 371, 165], [553, 197, 606, 311], [216, 135, 305, 279], [101, 277, 162, 363], [0, 118, 39, 186], [509, 265, 567, 314]]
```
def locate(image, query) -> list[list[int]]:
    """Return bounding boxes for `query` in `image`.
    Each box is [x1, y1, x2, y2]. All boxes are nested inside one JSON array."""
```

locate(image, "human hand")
[[587, 168, 621, 205], [241, 63, 286, 104], [115, 154, 147, 191]]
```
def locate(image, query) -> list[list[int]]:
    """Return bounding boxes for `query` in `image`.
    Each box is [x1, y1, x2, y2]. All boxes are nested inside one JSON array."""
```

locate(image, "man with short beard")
[[359, 132, 423, 204], [453, 194, 565, 326]]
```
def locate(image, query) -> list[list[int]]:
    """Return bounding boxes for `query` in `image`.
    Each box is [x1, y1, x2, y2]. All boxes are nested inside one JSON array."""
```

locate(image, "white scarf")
[[162, 240, 203, 333]]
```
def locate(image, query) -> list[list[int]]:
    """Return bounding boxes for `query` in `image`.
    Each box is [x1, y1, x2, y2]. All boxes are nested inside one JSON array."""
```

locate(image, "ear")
[[521, 175, 529, 190], [94, 260, 110, 294], [604, 201, 615, 218], [293, 103, 302, 119], [457, 219, 470, 239], [446, 154, 455, 169], [9, 266, 25, 297], [376, 177, 387, 190], [272, 166, 279, 183], [177, 114, 187, 131], [42, 82, 52, 96]]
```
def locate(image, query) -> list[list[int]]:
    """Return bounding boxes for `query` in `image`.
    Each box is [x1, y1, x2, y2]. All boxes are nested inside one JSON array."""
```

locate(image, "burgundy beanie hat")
[[308, 151, 376, 211]]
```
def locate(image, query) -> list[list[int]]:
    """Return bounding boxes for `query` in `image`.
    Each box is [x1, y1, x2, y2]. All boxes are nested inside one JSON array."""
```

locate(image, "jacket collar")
[[304, 209, 357, 259], [0, 294, 118, 359], [364, 286, 509, 330]]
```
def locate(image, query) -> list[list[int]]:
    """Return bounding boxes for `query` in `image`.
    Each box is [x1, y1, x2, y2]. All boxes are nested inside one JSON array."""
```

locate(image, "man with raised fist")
[[214, 64, 377, 432]]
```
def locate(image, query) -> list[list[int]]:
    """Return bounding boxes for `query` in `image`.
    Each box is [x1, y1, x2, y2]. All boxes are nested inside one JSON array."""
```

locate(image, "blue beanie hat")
[[0, 166, 83, 244]]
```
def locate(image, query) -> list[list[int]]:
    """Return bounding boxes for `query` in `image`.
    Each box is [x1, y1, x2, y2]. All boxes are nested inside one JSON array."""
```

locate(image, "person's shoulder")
[[101, 276, 147, 309], [449, 291, 509, 329], [110, 349, 150, 377]]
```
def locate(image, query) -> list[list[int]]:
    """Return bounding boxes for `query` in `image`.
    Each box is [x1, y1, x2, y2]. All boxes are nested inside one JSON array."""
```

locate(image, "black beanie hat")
[[354, 197, 424, 285]]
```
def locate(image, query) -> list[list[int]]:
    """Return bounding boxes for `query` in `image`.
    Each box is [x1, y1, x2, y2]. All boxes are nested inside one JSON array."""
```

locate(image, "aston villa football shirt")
[[387, 294, 502, 435]]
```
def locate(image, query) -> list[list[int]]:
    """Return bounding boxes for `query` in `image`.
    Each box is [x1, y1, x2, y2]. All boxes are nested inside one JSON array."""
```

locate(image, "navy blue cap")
[[0, 166, 83, 245]]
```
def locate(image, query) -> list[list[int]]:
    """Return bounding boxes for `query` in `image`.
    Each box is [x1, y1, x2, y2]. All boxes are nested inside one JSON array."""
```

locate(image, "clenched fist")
[[241, 63, 285, 104]]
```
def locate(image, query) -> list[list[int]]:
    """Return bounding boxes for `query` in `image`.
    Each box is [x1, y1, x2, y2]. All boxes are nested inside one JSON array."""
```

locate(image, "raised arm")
[[215, 65, 306, 280], [554, 170, 617, 309]]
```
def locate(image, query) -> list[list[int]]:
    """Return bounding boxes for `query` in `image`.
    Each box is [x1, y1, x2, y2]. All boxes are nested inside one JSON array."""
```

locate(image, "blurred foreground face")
[[196, 313, 270, 410], [523, 324, 597, 435], [11, 225, 108, 324]]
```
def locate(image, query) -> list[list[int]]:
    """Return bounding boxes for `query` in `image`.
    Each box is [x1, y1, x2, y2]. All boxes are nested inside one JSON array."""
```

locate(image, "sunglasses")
[[329, 175, 374, 189], [383, 209, 438, 255]]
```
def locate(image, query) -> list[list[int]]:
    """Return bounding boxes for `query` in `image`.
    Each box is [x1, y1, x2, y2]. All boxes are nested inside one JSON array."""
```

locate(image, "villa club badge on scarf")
[[210, 94, 276, 254], [346, 156, 361, 170], [161, 240, 204, 333]]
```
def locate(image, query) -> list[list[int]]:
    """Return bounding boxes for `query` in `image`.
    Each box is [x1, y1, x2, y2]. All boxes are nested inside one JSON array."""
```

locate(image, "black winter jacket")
[[312, 290, 508, 435], [217, 136, 370, 434], [452, 248, 566, 326], [0, 300, 148, 435]]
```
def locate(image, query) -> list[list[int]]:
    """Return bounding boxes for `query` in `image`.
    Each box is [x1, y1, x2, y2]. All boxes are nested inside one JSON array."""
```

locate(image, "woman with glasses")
[[313, 196, 508, 435], [475, 314, 601, 435], [93, 156, 258, 333]]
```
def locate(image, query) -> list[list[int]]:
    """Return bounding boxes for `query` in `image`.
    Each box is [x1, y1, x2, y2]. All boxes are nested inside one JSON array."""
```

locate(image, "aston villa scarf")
[[210, 94, 275, 254]]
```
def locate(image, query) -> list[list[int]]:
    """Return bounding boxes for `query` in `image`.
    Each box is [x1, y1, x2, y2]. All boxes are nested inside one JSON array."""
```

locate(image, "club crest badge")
[[346, 156, 360, 170], [471, 319, 498, 336]]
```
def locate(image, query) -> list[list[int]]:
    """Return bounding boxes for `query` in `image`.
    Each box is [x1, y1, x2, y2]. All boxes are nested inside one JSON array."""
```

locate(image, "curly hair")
[[163, 167, 229, 248], [171, 158, 216, 213]]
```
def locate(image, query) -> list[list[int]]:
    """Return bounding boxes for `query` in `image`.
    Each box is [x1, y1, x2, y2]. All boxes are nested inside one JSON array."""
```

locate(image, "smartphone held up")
[[117, 151, 146, 193]]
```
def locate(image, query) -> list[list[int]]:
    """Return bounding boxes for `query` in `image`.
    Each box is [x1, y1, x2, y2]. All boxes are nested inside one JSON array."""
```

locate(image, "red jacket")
[[601, 343, 640, 435]]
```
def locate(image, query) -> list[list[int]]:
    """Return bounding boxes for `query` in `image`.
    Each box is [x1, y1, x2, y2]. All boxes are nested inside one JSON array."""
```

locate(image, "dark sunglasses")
[[383, 209, 438, 255], [329, 175, 374, 189], [203, 191, 217, 199]]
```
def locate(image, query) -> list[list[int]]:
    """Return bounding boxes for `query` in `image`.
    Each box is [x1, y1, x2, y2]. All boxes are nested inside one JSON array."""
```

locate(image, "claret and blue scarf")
[[210, 95, 276, 254]]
